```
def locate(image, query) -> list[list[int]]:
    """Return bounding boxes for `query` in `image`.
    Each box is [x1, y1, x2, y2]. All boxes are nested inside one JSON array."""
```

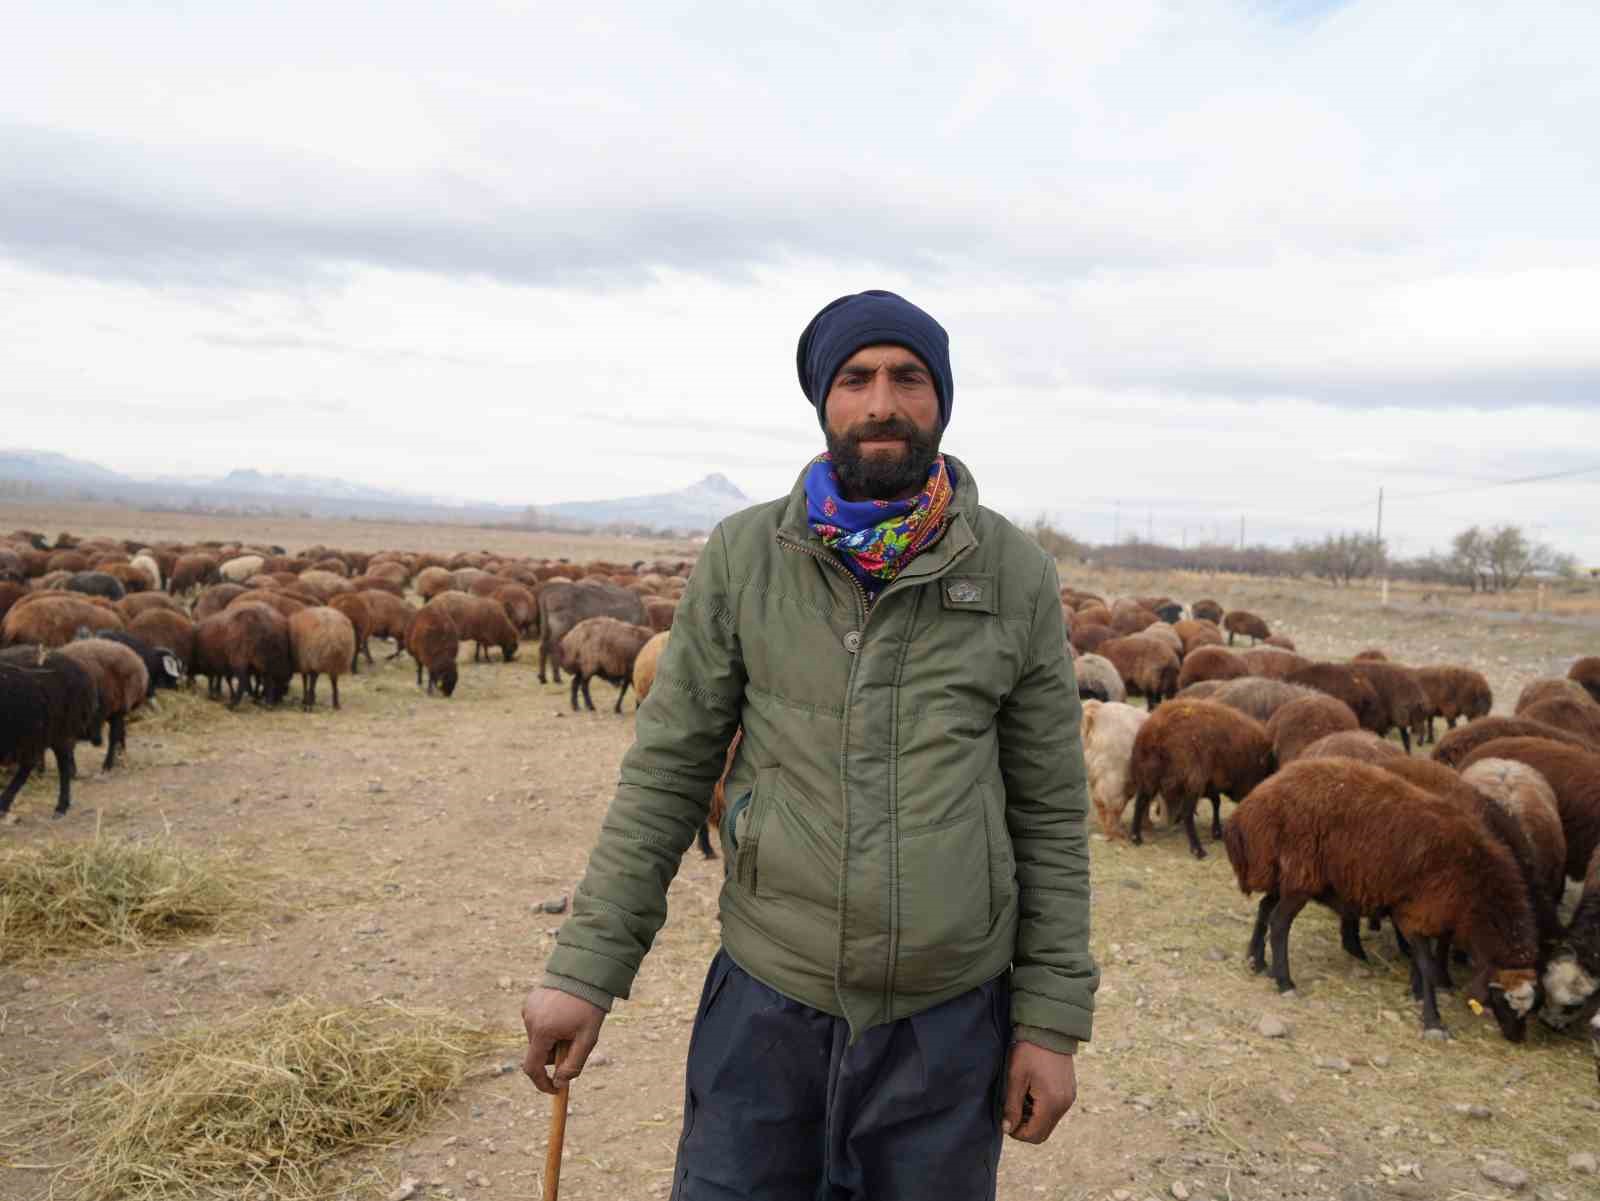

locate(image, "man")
[[523, 289, 1098, 1200]]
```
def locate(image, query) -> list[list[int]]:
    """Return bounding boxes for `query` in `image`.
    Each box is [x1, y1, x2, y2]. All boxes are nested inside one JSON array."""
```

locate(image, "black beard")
[[825, 417, 943, 500]]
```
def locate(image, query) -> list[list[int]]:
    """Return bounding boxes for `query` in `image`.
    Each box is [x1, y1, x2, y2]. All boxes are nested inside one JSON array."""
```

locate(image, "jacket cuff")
[[542, 972, 615, 1013], [1013, 1024, 1079, 1055]]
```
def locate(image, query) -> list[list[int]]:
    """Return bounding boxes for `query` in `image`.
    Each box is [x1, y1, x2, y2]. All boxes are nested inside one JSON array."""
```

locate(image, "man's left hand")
[[1001, 1041, 1077, 1143]]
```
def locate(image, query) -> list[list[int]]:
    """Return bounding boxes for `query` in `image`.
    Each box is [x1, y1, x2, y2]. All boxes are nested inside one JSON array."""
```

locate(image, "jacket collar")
[[776, 452, 980, 580]]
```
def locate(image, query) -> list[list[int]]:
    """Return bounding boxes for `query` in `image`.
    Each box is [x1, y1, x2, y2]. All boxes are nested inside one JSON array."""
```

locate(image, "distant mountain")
[[0, 448, 750, 533], [541, 473, 754, 531]]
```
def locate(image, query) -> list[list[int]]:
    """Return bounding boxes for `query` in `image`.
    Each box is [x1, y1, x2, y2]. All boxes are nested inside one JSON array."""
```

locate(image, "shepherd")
[[523, 289, 1099, 1199]]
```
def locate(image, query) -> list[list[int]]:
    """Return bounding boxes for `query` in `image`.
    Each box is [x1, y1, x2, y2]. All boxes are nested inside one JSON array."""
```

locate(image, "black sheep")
[[0, 648, 101, 818], [65, 571, 127, 601]]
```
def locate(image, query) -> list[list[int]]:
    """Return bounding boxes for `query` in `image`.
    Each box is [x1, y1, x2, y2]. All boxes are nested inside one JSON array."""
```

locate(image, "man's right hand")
[[522, 987, 607, 1095]]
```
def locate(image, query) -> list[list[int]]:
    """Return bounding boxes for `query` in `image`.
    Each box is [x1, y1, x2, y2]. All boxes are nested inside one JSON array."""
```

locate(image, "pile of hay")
[[0, 835, 255, 962], [57, 999, 513, 1201]]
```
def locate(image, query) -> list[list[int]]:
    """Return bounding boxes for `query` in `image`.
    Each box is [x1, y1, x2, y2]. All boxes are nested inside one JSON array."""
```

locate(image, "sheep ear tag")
[[1468, 998, 1485, 1016], [942, 575, 996, 614]]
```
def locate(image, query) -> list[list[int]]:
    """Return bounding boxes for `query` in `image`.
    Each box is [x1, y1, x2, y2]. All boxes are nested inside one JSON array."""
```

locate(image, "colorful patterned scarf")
[[805, 453, 955, 595]]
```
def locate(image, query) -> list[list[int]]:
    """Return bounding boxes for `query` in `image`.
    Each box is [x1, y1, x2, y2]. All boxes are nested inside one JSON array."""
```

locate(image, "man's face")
[[822, 345, 943, 501]]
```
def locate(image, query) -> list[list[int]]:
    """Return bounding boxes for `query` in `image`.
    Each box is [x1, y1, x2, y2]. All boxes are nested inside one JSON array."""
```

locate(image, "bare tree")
[[1482, 524, 1562, 592], [1297, 532, 1385, 587]]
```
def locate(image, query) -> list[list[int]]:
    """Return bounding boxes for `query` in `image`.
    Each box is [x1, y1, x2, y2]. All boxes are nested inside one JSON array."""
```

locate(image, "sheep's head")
[[1484, 968, 1539, 1042], [1539, 952, 1599, 1030], [438, 664, 459, 697]]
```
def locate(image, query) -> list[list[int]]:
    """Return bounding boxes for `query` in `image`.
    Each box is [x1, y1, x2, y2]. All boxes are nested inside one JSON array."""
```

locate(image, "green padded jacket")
[[543, 455, 1098, 1050]]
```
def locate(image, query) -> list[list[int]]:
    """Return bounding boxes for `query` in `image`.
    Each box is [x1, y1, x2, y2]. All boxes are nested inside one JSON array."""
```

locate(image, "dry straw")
[[54, 999, 514, 1201], [0, 834, 256, 963]]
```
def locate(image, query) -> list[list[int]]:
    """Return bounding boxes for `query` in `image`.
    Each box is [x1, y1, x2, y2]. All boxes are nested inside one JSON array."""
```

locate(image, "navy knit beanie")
[[795, 290, 953, 429]]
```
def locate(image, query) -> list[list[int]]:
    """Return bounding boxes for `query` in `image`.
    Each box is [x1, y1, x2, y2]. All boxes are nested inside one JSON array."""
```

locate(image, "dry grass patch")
[[0, 834, 257, 963], [45, 999, 515, 1201]]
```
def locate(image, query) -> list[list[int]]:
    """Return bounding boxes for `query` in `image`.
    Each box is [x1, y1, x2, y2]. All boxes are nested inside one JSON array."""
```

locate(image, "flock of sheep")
[[1065, 588, 1600, 1080], [0, 529, 688, 820], [5, 526, 1600, 1089]]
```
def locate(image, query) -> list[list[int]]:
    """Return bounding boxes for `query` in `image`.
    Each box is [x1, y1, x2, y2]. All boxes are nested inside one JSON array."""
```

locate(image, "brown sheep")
[[537, 581, 648, 684], [425, 593, 518, 662], [405, 605, 460, 697], [1074, 653, 1126, 704], [415, 566, 456, 601], [1516, 677, 1591, 714], [1266, 694, 1361, 764], [128, 609, 197, 676], [2, 594, 125, 647], [492, 584, 539, 636], [209, 602, 294, 707], [1208, 678, 1321, 724], [1081, 699, 1149, 841], [168, 553, 221, 595], [1110, 602, 1161, 636], [229, 589, 308, 620], [115, 591, 187, 623], [1571, 657, 1600, 705], [1350, 660, 1430, 752], [1239, 647, 1311, 681], [1129, 699, 1274, 857], [1521, 695, 1600, 746], [1172, 618, 1224, 656], [1457, 738, 1600, 882], [1098, 634, 1180, 710], [1263, 634, 1297, 651], [0, 580, 26, 625], [632, 631, 670, 702], [46, 549, 90, 574], [1069, 623, 1116, 656], [643, 595, 678, 633], [57, 638, 148, 769], [1285, 662, 1384, 733], [1352, 648, 1389, 661], [328, 593, 373, 673], [1223, 609, 1270, 646], [1074, 603, 1112, 627], [1139, 623, 1182, 658], [1191, 599, 1224, 624], [1298, 729, 1405, 764], [294, 570, 353, 603], [288, 607, 358, 710], [1415, 665, 1493, 744], [558, 616, 656, 713], [358, 590, 418, 658], [1175, 645, 1249, 692], [192, 583, 247, 621], [1225, 758, 1539, 1039], [349, 573, 405, 597], [1173, 680, 1226, 702], [1461, 759, 1568, 906], [1432, 716, 1596, 768]]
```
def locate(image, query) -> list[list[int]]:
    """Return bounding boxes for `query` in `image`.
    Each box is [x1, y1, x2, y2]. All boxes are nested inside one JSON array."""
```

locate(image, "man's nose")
[[862, 367, 899, 420]]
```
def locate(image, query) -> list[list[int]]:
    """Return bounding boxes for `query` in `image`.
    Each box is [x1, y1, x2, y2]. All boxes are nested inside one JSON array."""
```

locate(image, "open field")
[[3, 504, 1599, 1201]]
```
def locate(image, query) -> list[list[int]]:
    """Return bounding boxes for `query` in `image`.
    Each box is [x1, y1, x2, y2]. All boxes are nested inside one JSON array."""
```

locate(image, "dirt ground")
[[2, 507, 1599, 1201]]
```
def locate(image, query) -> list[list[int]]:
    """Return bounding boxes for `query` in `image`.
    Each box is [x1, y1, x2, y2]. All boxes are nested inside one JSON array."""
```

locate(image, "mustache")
[[838, 417, 927, 445]]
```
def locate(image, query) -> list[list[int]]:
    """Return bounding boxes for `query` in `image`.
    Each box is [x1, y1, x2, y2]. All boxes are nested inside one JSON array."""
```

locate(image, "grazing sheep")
[[1350, 660, 1429, 752], [1266, 694, 1361, 764], [168, 553, 221, 596], [1297, 730, 1405, 765], [115, 591, 187, 623], [632, 631, 670, 702], [1172, 618, 1224, 656], [1110, 601, 1161, 636], [1074, 653, 1127, 704], [1208, 678, 1321, 724], [1263, 634, 1297, 651], [1225, 758, 1539, 1040], [1286, 662, 1384, 733], [1432, 716, 1596, 768], [57, 638, 148, 769], [219, 554, 266, 583], [1069, 623, 1116, 656], [1239, 647, 1311, 681], [0, 650, 99, 818], [1457, 738, 1600, 882], [558, 616, 655, 713], [288, 607, 358, 711], [1139, 622, 1182, 657], [350, 573, 405, 597], [1074, 603, 1112, 627], [1176, 645, 1249, 692], [228, 588, 308, 620], [1516, 677, 1591, 715], [294, 570, 354, 603], [192, 583, 247, 621], [45, 549, 90, 574], [215, 603, 295, 708], [1538, 847, 1600, 1036], [415, 566, 456, 601], [1571, 657, 1600, 706], [328, 593, 373, 672], [1173, 680, 1226, 702], [1129, 700, 1274, 857], [1081, 699, 1148, 840], [1223, 610, 1270, 646], [1098, 634, 1180, 710], [358, 590, 417, 658], [643, 595, 678, 633], [537, 581, 648, 684], [1, 594, 125, 648], [129, 552, 163, 591], [88, 630, 183, 699], [1191, 599, 1224, 624], [65, 571, 126, 601], [1415, 665, 1493, 743], [128, 609, 197, 680], [426, 593, 518, 662], [1521, 695, 1600, 746], [492, 583, 539, 636], [1461, 759, 1568, 906], [405, 605, 460, 697]]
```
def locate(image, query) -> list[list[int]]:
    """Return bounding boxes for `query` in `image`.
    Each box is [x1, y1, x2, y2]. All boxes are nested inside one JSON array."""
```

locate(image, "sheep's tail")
[[1222, 815, 1252, 895]]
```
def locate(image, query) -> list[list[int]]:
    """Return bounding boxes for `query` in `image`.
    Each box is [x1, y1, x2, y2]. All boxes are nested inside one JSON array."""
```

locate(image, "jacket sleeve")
[[996, 556, 1099, 1048], [542, 524, 746, 1003]]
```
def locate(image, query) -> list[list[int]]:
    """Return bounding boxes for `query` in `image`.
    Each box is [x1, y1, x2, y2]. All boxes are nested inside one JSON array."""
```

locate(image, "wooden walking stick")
[[543, 1041, 571, 1201]]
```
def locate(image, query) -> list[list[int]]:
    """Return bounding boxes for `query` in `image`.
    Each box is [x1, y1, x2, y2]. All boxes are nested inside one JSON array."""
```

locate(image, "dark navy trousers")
[[670, 951, 1008, 1201]]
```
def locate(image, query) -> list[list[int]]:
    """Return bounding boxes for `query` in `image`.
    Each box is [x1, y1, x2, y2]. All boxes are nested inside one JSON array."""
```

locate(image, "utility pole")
[[1375, 486, 1384, 546]]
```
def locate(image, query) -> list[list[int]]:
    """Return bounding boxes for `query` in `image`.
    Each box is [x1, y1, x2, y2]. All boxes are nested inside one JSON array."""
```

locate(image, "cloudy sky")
[[3, 0, 1597, 560]]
